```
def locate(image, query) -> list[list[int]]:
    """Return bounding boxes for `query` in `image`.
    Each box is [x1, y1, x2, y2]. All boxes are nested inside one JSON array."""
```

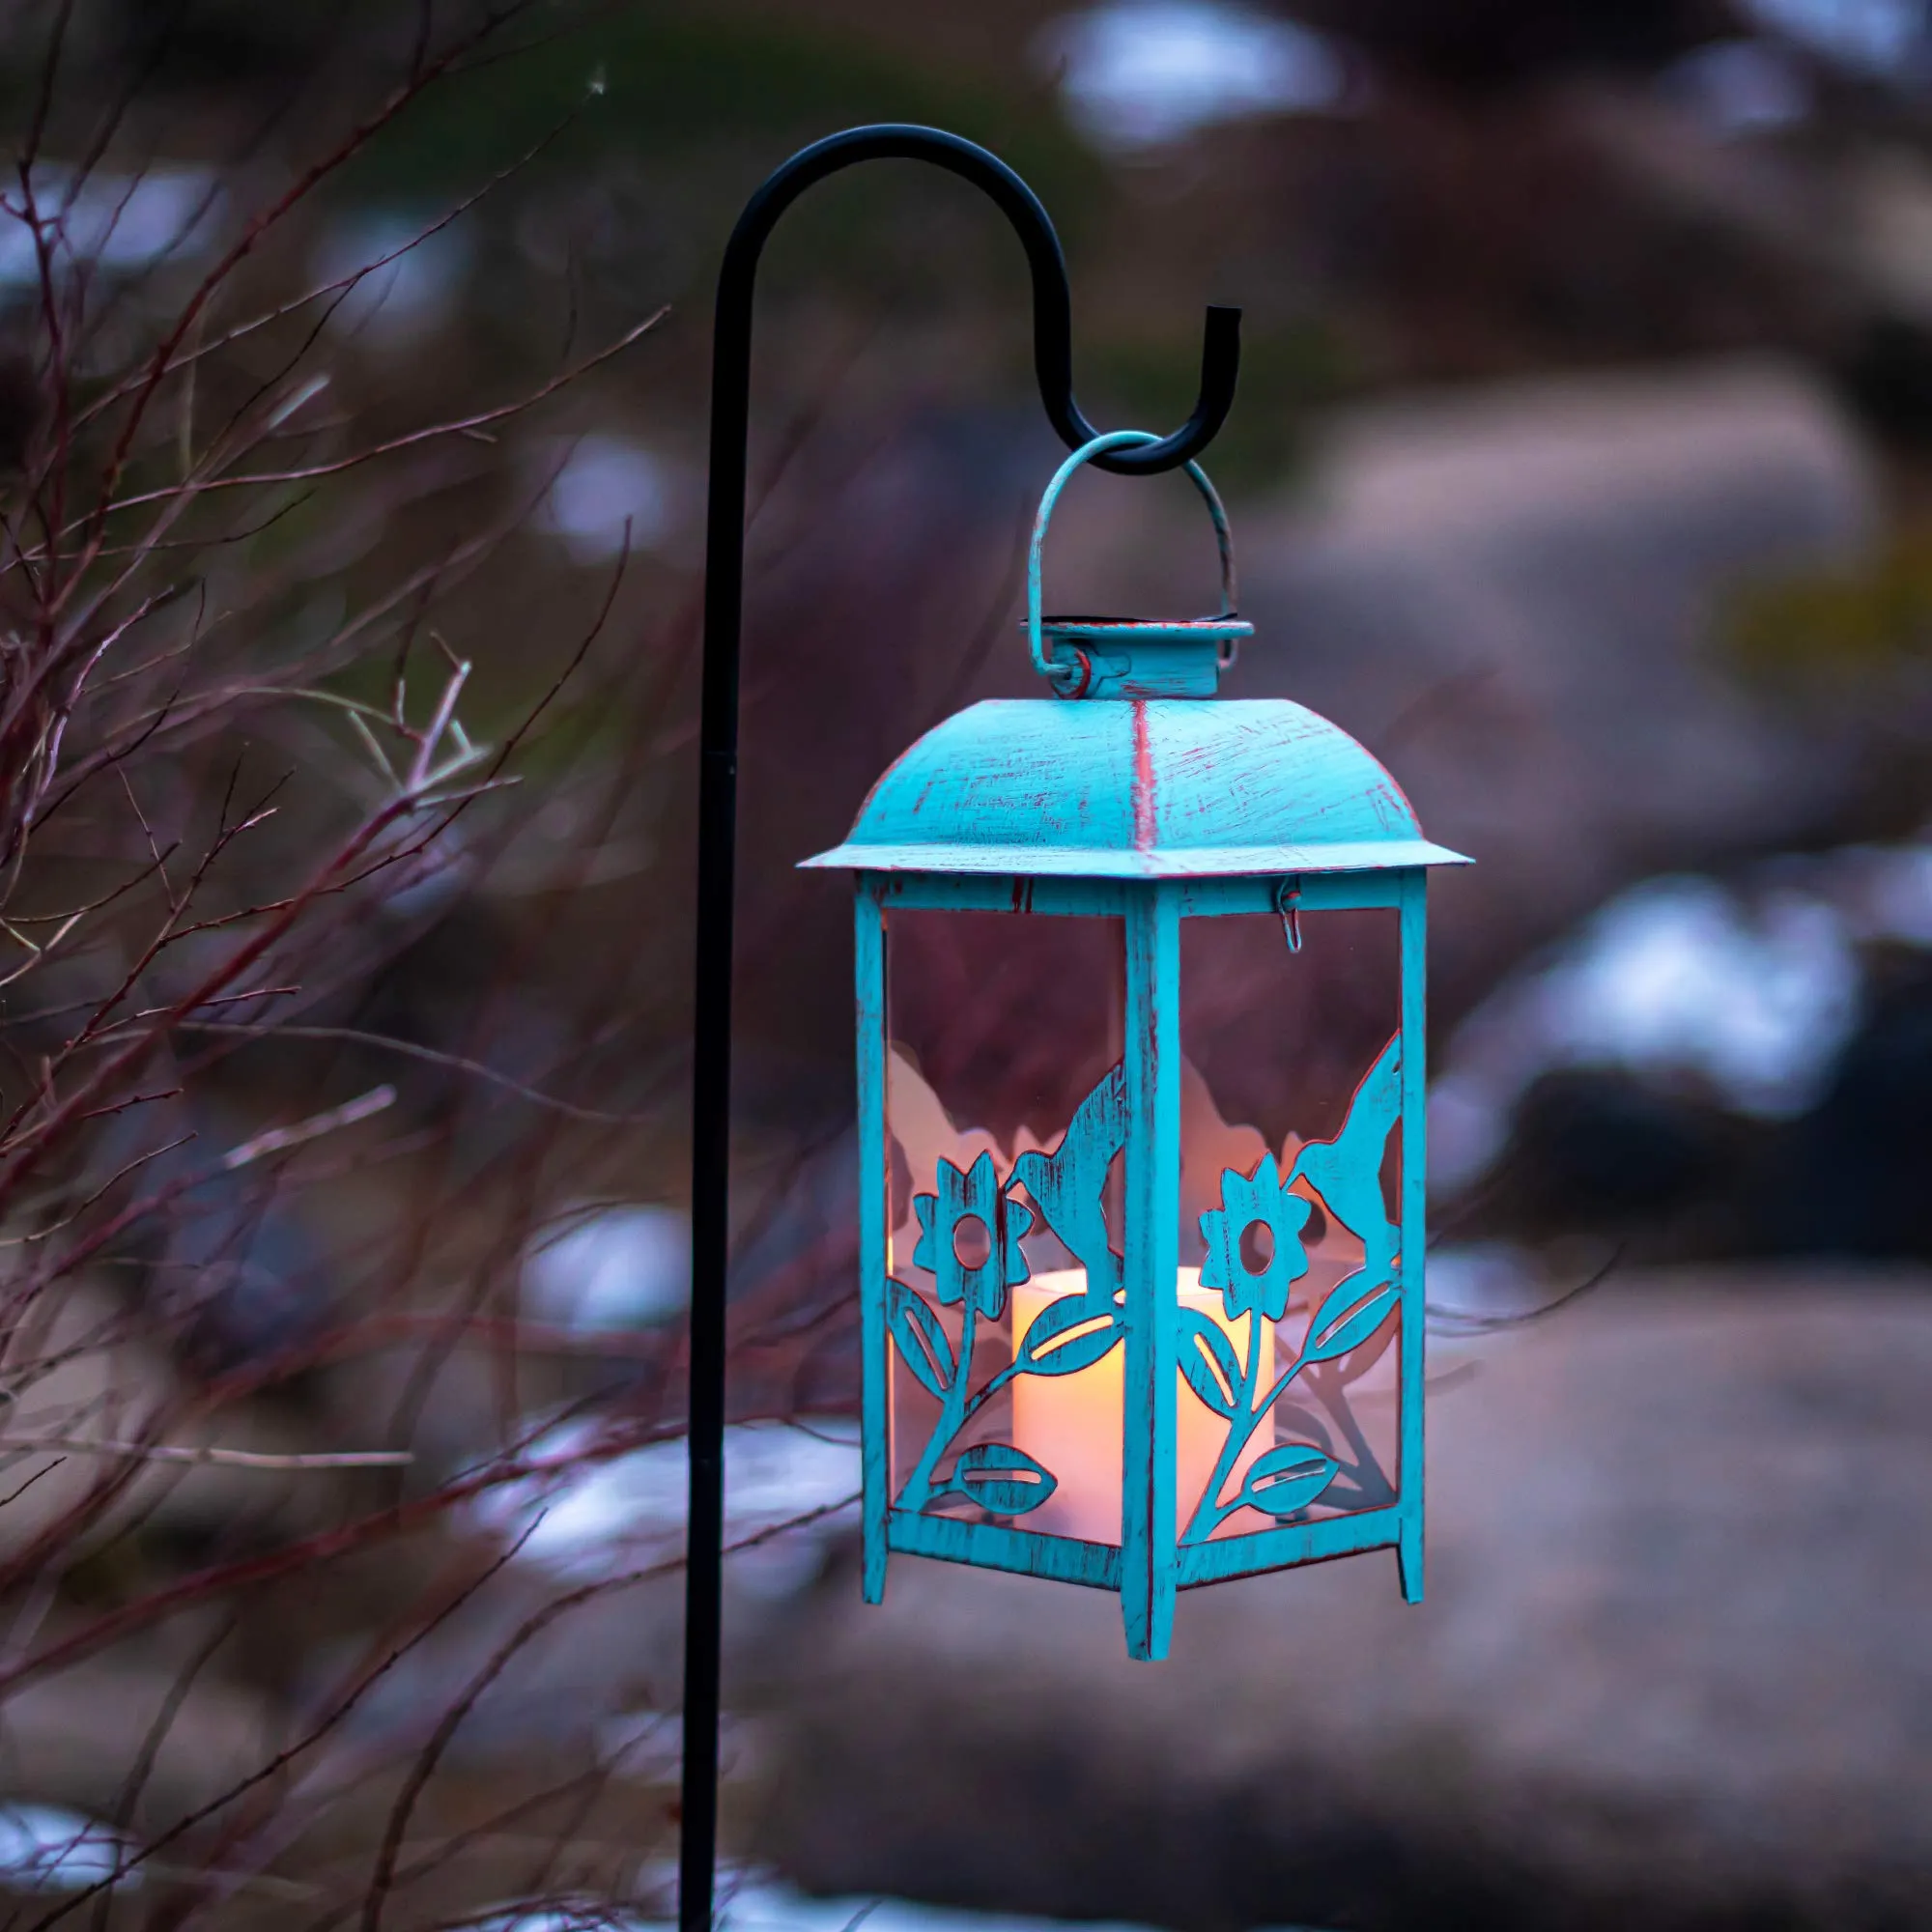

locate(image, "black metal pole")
[[681, 123, 1239, 1932]]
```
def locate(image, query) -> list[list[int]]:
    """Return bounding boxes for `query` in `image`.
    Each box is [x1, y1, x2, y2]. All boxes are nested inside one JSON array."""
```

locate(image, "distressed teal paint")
[[1198, 1156, 1313, 1321], [1178, 1503, 1406, 1589], [871, 871, 1133, 917], [810, 436, 1465, 1659], [1121, 886, 1181, 1660], [911, 1151, 1034, 1314], [854, 884, 890, 1604], [888, 1508, 1124, 1590], [1027, 429, 1250, 699], [1293, 1037, 1404, 1293], [1011, 1065, 1128, 1306], [1398, 868, 1429, 1605], [867, 871, 1410, 918], [801, 698, 1468, 880], [1174, 873, 1406, 918]]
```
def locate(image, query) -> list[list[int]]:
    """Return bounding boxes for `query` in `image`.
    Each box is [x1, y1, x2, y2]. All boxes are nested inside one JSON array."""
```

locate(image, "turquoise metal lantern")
[[804, 430, 1468, 1661]]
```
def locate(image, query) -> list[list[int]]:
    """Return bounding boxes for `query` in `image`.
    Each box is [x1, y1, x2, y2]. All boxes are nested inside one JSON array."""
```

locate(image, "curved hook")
[[715, 124, 1240, 480]]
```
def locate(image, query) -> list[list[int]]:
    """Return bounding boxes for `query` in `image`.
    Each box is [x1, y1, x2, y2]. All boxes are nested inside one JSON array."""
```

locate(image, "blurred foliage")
[[332, 4, 1127, 449], [1289, 0, 1742, 89], [343, 8, 1094, 205], [1724, 530, 1932, 675], [53, 0, 1108, 322]]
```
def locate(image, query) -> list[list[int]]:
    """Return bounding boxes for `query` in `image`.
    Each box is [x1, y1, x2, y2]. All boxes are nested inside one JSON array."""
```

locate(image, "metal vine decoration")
[[891, 1037, 1405, 1539]]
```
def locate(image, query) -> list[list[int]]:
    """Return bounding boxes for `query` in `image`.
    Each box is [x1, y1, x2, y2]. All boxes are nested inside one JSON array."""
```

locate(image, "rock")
[[1240, 360, 1880, 1021], [1485, 1065, 1750, 1236], [1427, 870, 1932, 1261], [1281, 1, 1731, 88], [753, 1276, 1932, 1930], [1751, 951, 1932, 1258]]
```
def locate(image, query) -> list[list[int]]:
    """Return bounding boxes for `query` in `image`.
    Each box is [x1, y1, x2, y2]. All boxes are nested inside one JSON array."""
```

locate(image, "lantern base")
[[871, 1500, 1420, 1661]]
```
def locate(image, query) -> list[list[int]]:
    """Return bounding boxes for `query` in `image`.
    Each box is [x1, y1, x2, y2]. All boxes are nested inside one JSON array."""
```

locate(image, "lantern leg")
[[854, 882, 891, 1604], [1121, 881, 1181, 1662], [1397, 869, 1428, 1606]]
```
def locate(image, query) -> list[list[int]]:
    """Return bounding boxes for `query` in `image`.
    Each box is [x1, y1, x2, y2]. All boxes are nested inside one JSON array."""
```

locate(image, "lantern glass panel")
[[882, 908, 1128, 1546], [1179, 908, 1405, 1547]]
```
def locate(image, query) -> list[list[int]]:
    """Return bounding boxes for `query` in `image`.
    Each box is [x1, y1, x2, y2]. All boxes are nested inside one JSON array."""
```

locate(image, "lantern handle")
[[1026, 429, 1239, 685]]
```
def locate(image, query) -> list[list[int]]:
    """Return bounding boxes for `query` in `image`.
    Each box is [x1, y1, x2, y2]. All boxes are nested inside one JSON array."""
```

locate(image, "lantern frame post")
[[853, 881, 891, 1606], [687, 125, 1241, 1932], [1398, 867, 1428, 1605], [1121, 883, 1181, 1660]]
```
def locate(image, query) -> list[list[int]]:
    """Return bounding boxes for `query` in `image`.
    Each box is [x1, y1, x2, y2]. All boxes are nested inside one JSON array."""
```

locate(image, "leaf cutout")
[[1301, 1279, 1401, 1367], [1015, 1293, 1123, 1378], [1236, 1444, 1339, 1519], [1178, 1307, 1241, 1418], [951, 1442, 1058, 1517], [887, 1276, 954, 1397]]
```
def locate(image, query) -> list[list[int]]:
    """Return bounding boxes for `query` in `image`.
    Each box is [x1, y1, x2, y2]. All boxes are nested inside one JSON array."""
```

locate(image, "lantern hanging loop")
[[1026, 428, 1240, 691], [1276, 875, 1305, 952]]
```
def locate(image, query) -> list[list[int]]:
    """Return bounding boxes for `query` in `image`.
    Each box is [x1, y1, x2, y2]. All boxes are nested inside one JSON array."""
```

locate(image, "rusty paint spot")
[[1131, 700, 1156, 854]]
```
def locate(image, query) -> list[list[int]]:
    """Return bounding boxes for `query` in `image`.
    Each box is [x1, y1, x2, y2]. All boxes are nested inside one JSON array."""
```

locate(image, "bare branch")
[[0, 1436, 413, 1470], [92, 309, 668, 522], [175, 1024, 666, 1124], [220, 1084, 396, 1171]]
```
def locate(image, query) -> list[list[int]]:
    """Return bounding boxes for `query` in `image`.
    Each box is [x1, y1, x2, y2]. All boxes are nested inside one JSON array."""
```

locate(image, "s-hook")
[[1276, 876, 1304, 952], [683, 123, 1241, 1932]]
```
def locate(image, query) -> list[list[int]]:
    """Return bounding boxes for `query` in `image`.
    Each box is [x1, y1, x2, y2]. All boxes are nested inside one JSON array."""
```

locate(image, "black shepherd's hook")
[[681, 123, 1240, 1932]]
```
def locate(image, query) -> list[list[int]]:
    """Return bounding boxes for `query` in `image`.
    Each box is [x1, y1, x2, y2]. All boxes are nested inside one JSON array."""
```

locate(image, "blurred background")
[[0, 0, 1929, 1925]]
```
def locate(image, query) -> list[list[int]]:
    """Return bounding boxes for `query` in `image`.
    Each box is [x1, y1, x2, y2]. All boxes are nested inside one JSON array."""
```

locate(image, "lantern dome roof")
[[801, 697, 1468, 879]]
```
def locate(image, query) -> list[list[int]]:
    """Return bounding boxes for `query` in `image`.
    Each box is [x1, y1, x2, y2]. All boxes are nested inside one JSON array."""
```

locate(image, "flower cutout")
[[1199, 1154, 1311, 1323], [912, 1151, 1034, 1320]]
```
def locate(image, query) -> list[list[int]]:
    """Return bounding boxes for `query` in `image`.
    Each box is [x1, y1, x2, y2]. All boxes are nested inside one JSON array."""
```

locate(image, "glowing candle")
[[1010, 1266, 1273, 1545]]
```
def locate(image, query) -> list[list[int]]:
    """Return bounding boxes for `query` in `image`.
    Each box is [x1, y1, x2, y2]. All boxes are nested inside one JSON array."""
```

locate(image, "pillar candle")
[[1009, 1266, 1273, 1545]]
